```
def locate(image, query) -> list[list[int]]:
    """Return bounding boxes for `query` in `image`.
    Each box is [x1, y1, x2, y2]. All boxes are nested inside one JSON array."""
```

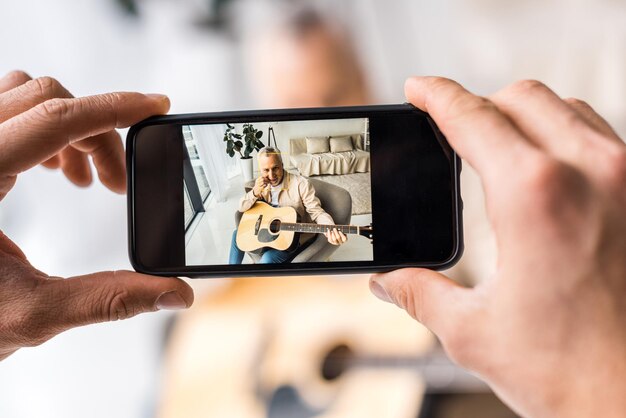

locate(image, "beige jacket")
[[238, 172, 335, 227]]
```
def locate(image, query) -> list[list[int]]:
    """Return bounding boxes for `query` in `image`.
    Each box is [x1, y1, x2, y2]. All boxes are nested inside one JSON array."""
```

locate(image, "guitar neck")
[[280, 223, 359, 235]]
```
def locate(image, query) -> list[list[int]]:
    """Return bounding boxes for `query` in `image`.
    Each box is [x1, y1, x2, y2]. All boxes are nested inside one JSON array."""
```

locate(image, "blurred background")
[[0, 0, 625, 417]]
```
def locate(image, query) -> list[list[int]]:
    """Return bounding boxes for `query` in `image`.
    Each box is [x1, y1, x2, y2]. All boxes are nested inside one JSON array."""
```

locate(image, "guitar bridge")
[[254, 215, 263, 236]]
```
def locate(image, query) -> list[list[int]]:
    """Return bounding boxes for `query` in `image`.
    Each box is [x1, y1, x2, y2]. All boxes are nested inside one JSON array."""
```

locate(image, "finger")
[[71, 129, 126, 193], [37, 271, 194, 336], [0, 175, 17, 200], [405, 77, 537, 181], [0, 349, 18, 361], [490, 80, 616, 166], [564, 98, 623, 143], [0, 92, 170, 177], [58, 146, 92, 187], [41, 155, 61, 169], [0, 70, 32, 94], [0, 230, 28, 261], [0, 76, 72, 123], [335, 230, 345, 244], [339, 231, 347, 243], [0, 76, 126, 191], [370, 268, 471, 338]]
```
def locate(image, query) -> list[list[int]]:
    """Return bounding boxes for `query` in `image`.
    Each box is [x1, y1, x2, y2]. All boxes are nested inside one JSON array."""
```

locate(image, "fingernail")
[[146, 93, 169, 102], [146, 94, 170, 111], [369, 277, 393, 304], [156, 291, 187, 310]]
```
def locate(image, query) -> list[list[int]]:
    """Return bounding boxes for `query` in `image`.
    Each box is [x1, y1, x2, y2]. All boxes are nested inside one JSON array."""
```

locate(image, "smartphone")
[[127, 104, 463, 277]]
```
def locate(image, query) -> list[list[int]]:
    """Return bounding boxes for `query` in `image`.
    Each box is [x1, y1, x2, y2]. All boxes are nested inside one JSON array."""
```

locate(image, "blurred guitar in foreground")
[[157, 277, 496, 418]]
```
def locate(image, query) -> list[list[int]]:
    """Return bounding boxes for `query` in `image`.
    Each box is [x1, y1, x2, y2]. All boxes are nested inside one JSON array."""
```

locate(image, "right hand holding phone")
[[370, 77, 626, 417]]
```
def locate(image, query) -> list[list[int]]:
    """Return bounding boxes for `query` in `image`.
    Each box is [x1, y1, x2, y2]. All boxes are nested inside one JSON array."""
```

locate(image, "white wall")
[[230, 118, 366, 171]]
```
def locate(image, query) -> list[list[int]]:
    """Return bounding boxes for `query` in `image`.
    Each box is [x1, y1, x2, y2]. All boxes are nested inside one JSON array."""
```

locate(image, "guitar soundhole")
[[321, 344, 353, 381], [269, 219, 282, 234]]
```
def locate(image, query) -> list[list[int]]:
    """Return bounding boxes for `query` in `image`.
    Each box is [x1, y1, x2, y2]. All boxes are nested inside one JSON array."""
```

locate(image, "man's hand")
[[324, 228, 347, 246], [252, 175, 269, 197], [370, 77, 626, 417], [0, 71, 194, 360]]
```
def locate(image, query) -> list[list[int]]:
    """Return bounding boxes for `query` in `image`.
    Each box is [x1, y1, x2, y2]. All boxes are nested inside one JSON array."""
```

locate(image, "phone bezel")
[[127, 104, 463, 277]]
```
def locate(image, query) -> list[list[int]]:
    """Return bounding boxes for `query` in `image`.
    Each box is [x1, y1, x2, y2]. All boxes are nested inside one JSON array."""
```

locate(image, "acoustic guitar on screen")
[[236, 202, 373, 252]]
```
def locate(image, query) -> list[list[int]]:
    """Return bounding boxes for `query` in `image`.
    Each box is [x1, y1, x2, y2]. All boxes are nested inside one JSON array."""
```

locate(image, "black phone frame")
[[127, 104, 463, 278]]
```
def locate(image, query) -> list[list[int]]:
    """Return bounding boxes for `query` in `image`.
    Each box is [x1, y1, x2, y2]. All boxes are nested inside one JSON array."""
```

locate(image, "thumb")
[[42, 270, 193, 330], [369, 268, 468, 336]]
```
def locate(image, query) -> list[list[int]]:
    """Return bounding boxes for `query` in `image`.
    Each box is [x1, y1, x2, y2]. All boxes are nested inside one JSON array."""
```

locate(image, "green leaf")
[[256, 131, 263, 139]]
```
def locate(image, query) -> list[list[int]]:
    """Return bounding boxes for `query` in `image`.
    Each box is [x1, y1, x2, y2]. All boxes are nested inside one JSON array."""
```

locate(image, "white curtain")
[[190, 124, 239, 202]]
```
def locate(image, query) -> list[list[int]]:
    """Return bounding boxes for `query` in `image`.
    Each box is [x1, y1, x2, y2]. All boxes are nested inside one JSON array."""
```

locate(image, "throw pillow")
[[306, 136, 330, 154], [330, 135, 354, 153], [352, 134, 364, 150]]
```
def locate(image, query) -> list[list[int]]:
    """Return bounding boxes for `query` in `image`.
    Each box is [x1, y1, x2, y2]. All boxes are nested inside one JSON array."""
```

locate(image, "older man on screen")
[[229, 147, 346, 264]]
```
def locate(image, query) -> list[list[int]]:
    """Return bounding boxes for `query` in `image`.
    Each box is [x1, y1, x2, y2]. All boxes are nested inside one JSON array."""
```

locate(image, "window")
[[183, 125, 211, 230], [183, 184, 195, 227]]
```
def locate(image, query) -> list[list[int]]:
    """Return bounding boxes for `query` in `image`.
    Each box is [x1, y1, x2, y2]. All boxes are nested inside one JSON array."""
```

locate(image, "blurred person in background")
[[157, 4, 439, 418], [158, 3, 501, 418], [239, 4, 372, 108]]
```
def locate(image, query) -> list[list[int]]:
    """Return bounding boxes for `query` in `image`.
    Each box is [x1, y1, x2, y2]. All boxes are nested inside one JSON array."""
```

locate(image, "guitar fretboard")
[[281, 223, 358, 235]]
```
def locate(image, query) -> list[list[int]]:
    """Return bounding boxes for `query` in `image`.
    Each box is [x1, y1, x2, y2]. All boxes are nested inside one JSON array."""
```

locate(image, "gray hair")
[[257, 146, 283, 165], [234, 1, 342, 41]]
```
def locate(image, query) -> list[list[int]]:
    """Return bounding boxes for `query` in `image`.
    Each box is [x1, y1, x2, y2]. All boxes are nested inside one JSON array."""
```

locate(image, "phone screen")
[[182, 117, 375, 266], [128, 105, 462, 277]]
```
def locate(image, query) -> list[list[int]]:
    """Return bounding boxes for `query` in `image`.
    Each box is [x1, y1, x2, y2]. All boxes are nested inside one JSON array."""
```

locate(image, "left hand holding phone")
[[0, 71, 194, 361]]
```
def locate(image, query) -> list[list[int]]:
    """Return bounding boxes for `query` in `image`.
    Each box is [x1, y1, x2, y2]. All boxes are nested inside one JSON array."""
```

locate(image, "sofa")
[[289, 134, 370, 176]]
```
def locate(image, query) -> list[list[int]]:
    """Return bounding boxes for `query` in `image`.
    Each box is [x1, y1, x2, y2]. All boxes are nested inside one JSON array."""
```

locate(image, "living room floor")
[[185, 174, 374, 266]]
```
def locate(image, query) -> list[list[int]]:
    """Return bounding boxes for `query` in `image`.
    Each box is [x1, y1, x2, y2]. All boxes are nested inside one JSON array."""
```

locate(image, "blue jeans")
[[229, 229, 300, 264]]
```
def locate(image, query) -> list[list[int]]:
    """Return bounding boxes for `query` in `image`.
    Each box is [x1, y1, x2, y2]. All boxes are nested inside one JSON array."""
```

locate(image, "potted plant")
[[223, 123, 265, 181]]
